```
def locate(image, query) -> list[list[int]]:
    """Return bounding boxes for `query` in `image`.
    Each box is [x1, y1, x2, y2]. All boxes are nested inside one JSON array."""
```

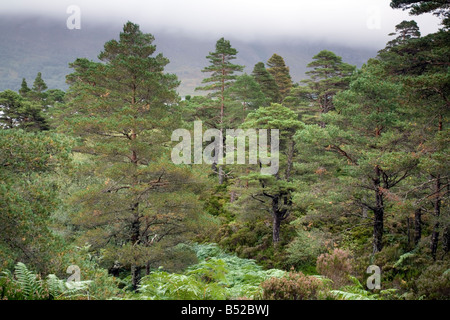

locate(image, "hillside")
[[0, 15, 378, 96]]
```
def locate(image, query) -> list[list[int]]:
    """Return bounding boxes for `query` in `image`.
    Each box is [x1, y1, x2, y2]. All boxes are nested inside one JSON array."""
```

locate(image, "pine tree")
[[29, 72, 48, 103], [303, 50, 355, 126], [19, 78, 31, 97], [61, 22, 205, 291], [196, 38, 244, 184], [0, 90, 49, 131], [252, 62, 281, 104], [298, 61, 417, 254], [227, 74, 267, 119], [266, 54, 292, 102], [385, 20, 421, 50], [196, 37, 244, 128], [379, 17, 449, 260], [390, 0, 450, 27], [230, 103, 303, 245], [32, 72, 47, 93]]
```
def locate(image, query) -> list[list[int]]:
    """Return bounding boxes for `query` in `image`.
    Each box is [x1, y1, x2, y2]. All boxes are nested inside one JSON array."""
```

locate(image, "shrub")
[[316, 248, 353, 289], [286, 229, 330, 271], [259, 271, 327, 300], [415, 261, 450, 300], [60, 245, 120, 299], [216, 218, 295, 269]]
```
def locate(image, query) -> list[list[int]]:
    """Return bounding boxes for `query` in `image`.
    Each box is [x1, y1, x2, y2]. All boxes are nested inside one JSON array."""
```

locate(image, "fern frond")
[[393, 252, 415, 268], [348, 275, 364, 289], [330, 290, 375, 300], [311, 275, 334, 284], [14, 262, 43, 299], [46, 274, 65, 299]]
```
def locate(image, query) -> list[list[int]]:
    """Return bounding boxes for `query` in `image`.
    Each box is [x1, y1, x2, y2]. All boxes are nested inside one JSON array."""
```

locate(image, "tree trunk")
[[272, 213, 281, 245], [443, 225, 450, 256], [109, 262, 120, 277], [407, 217, 411, 249], [230, 190, 236, 203], [218, 165, 225, 185], [430, 227, 440, 261], [221, 53, 225, 127], [373, 165, 384, 254], [146, 260, 151, 276], [414, 208, 422, 247], [430, 113, 444, 259], [430, 175, 441, 260], [130, 205, 141, 292], [271, 195, 283, 245], [373, 206, 384, 254], [362, 194, 368, 218], [131, 265, 141, 292]]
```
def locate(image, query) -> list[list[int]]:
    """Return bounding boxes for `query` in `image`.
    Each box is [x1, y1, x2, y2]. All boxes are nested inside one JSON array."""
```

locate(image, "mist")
[[1, 0, 442, 48]]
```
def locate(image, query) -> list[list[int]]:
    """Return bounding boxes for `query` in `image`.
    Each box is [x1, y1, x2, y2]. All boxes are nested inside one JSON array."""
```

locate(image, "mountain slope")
[[0, 15, 378, 96]]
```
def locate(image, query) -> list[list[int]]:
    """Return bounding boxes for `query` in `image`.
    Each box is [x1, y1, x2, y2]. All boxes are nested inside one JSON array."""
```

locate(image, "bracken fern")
[[0, 262, 91, 300]]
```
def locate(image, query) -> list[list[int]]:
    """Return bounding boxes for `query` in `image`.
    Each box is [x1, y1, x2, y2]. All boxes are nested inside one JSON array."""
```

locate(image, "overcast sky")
[[1, 0, 443, 47]]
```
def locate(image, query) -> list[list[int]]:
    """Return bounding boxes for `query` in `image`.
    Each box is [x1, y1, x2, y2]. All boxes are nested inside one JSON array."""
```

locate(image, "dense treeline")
[[0, 1, 448, 300]]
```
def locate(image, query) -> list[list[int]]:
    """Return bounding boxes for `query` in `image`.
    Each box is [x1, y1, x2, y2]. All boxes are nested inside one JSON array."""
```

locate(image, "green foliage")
[[19, 78, 30, 96], [390, 0, 450, 27], [145, 243, 200, 274], [195, 37, 244, 129], [138, 270, 227, 300], [383, 20, 421, 50], [227, 74, 267, 112], [393, 252, 416, 268], [415, 260, 450, 300], [196, 37, 244, 96], [252, 62, 281, 104], [330, 276, 397, 300], [127, 243, 285, 300], [286, 228, 331, 271], [1, 8, 449, 301], [0, 262, 90, 300], [266, 54, 292, 101], [189, 243, 285, 299], [303, 50, 355, 116], [58, 245, 121, 300], [60, 21, 210, 290], [215, 216, 295, 269], [0, 129, 71, 272], [229, 103, 303, 247], [0, 89, 49, 131], [31, 72, 48, 94]]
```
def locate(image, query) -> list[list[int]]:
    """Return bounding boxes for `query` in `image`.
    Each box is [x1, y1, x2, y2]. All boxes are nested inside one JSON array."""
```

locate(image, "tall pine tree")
[[252, 62, 281, 104], [196, 37, 244, 128], [230, 103, 303, 245], [298, 61, 418, 254], [19, 78, 31, 97], [303, 50, 355, 127], [379, 13, 449, 259], [196, 38, 244, 184], [61, 22, 206, 290], [266, 54, 292, 102]]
